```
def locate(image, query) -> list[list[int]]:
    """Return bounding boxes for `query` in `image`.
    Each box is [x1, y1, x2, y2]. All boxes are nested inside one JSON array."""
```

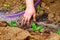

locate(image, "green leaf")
[[4, 3, 10, 9], [56, 30, 60, 35], [8, 21, 17, 27], [19, 5, 24, 11], [31, 22, 37, 31], [36, 5, 41, 13], [36, 26, 44, 32], [4, 3, 10, 7]]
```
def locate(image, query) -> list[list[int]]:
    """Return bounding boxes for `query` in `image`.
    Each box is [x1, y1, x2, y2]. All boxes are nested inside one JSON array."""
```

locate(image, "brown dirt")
[[40, 0, 60, 24], [0, 0, 60, 40], [0, 27, 30, 40], [0, 0, 26, 14], [0, 27, 60, 40]]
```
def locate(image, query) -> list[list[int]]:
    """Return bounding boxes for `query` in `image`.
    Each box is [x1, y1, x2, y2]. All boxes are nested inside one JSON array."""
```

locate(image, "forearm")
[[26, 0, 34, 8]]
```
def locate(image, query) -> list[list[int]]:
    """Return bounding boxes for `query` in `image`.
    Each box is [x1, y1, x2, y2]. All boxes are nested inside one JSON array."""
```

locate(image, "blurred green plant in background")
[[19, 5, 25, 11], [3, 3, 10, 9], [36, 5, 41, 14]]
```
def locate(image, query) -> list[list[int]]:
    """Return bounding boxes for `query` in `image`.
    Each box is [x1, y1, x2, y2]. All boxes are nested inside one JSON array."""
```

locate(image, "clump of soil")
[[0, 21, 7, 27], [0, 27, 30, 40], [0, 27, 60, 40]]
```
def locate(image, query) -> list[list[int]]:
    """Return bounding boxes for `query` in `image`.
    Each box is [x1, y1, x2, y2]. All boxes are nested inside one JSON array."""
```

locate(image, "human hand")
[[21, 7, 36, 25]]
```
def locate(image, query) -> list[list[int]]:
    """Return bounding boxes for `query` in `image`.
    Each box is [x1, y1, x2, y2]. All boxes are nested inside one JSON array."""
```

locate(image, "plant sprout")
[[31, 22, 44, 32], [4, 3, 10, 9], [31, 22, 37, 31], [56, 30, 60, 35], [36, 5, 41, 13], [19, 5, 25, 11], [36, 26, 44, 32], [8, 21, 17, 27]]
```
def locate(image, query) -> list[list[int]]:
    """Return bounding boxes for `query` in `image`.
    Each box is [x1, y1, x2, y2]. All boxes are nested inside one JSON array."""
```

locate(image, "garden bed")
[[0, 0, 60, 40]]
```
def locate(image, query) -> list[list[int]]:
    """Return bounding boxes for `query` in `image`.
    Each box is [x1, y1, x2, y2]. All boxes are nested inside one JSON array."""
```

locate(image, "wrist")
[[26, 5, 35, 9], [26, 0, 34, 8], [27, 7, 34, 9]]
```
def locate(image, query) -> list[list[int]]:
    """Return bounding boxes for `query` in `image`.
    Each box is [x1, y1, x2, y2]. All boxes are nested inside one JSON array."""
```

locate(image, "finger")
[[27, 15, 32, 26], [21, 17, 25, 26], [21, 14, 24, 25], [21, 16, 25, 26], [24, 19, 26, 25], [24, 16, 27, 25], [27, 19, 30, 26], [33, 13, 36, 22]]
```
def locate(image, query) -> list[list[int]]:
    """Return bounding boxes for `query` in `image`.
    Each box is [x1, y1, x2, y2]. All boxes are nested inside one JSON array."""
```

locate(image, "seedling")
[[8, 21, 17, 27], [4, 3, 10, 9], [36, 26, 44, 32], [31, 22, 44, 32], [19, 5, 24, 11], [31, 22, 37, 31], [56, 30, 60, 35], [36, 5, 41, 13]]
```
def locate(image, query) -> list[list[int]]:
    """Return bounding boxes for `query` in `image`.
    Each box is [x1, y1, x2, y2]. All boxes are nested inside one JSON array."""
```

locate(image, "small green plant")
[[36, 5, 41, 13], [36, 26, 44, 32], [8, 21, 17, 27], [56, 30, 60, 35], [4, 3, 10, 9], [31, 22, 37, 31], [31, 22, 44, 32], [19, 5, 24, 11]]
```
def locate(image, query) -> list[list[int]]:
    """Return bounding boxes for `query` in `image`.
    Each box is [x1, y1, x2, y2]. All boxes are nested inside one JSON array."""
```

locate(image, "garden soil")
[[0, 0, 60, 40]]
